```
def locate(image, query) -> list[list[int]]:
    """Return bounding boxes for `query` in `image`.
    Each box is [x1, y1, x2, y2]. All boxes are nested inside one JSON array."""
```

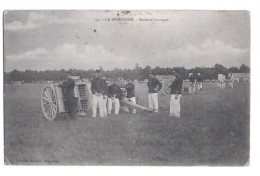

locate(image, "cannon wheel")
[[41, 84, 58, 120], [161, 78, 175, 96]]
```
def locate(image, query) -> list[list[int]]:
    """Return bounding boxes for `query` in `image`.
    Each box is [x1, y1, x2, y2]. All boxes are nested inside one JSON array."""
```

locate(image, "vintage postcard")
[[3, 10, 250, 165]]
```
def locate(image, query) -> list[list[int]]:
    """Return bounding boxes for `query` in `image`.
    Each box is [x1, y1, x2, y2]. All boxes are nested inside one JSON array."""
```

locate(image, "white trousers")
[[103, 96, 108, 116], [148, 93, 159, 112], [189, 83, 196, 93], [220, 82, 225, 89], [92, 94, 104, 117], [108, 97, 120, 115], [229, 82, 234, 89], [125, 97, 137, 114], [197, 82, 203, 90], [170, 94, 182, 117]]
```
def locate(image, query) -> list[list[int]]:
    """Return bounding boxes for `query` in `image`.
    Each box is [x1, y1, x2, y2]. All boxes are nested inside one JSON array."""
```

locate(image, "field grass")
[[4, 82, 249, 165]]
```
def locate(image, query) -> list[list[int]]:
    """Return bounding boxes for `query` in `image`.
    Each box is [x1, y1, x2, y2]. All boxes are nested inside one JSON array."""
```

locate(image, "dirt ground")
[[4, 82, 249, 165]]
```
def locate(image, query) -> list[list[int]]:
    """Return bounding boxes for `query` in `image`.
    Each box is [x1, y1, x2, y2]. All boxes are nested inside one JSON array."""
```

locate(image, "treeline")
[[4, 64, 250, 83]]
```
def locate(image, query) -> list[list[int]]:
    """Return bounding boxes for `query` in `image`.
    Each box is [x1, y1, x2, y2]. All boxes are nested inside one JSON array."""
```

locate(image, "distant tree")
[[239, 64, 250, 73], [9, 69, 22, 82], [228, 66, 240, 73], [4, 64, 250, 83]]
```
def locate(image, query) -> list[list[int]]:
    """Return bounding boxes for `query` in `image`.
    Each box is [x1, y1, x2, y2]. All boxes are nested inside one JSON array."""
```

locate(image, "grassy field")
[[4, 82, 249, 165]]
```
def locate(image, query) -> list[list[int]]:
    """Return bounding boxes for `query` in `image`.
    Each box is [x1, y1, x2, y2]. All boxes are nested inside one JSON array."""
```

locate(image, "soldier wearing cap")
[[169, 70, 183, 118], [91, 70, 107, 118], [107, 78, 124, 115], [124, 79, 137, 114], [196, 73, 203, 91], [58, 73, 77, 118], [147, 72, 162, 112]]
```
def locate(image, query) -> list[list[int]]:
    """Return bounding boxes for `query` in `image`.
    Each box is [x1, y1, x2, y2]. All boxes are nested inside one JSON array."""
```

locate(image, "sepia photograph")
[[3, 10, 250, 166]]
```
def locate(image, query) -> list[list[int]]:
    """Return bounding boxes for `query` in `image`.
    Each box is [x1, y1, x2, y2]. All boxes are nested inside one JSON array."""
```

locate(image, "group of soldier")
[[188, 73, 204, 93], [91, 70, 135, 118], [91, 69, 183, 118], [59, 69, 236, 119], [217, 73, 235, 89], [188, 72, 235, 93], [60, 69, 184, 119]]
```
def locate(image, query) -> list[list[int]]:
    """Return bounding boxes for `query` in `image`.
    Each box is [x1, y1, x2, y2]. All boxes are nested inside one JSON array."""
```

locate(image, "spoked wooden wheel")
[[41, 84, 58, 120], [161, 78, 175, 95]]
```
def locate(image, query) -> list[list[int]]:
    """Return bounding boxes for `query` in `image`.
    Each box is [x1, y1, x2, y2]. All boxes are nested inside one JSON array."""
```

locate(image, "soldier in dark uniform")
[[91, 70, 107, 118], [147, 72, 162, 112], [107, 80, 124, 115], [196, 73, 203, 90], [124, 79, 137, 114], [169, 70, 183, 118], [58, 75, 77, 118]]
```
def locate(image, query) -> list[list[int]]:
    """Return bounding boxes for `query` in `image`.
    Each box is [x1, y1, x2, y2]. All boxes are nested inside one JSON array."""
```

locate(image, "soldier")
[[196, 73, 203, 91], [147, 72, 162, 113], [124, 79, 137, 114], [103, 76, 109, 117], [91, 70, 107, 118], [189, 73, 196, 93], [228, 74, 234, 89], [217, 74, 221, 88], [169, 70, 183, 118], [58, 74, 77, 118], [107, 79, 124, 115], [219, 74, 226, 90]]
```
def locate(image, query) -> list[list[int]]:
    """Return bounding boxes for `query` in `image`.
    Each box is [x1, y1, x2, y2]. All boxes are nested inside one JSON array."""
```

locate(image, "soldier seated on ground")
[[124, 79, 137, 114], [58, 74, 78, 118], [107, 79, 124, 115]]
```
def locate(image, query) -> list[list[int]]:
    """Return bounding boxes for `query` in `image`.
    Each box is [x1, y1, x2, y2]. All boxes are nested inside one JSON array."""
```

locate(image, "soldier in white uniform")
[[189, 73, 196, 93], [219, 74, 226, 90], [228, 74, 235, 89]]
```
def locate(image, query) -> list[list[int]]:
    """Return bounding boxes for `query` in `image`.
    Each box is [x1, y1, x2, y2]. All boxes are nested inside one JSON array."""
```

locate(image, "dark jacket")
[[189, 75, 196, 83], [58, 78, 77, 116], [169, 76, 183, 94], [91, 77, 106, 94], [58, 78, 75, 97], [107, 83, 124, 99], [125, 82, 135, 98], [196, 75, 203, 82], [147, 78, 162, 93]]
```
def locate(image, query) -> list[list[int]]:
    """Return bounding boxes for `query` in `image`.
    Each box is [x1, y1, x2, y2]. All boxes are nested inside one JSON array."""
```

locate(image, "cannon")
[[41, 78, 91, 120], [41, 77, 151, 120]]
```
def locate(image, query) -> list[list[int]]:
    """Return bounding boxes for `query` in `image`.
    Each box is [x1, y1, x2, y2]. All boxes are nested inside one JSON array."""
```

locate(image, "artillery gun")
[[41, 77, 151, 120]]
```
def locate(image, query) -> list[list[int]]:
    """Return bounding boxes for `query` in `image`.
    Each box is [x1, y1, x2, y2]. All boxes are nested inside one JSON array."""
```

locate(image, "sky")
[[3, 10, 250, 72]]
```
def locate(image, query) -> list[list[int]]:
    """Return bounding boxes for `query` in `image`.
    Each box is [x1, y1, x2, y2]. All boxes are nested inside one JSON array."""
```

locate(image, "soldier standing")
[[58, 74, 77, 118], [91, 70, 107, 118], [196, 73, 203, 91], [147, 72, 162, 113], [169, 70, 183, 118], [189, 73, 196, 93], [219, 74, 226, 90], [228, 74, 235, 89]]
